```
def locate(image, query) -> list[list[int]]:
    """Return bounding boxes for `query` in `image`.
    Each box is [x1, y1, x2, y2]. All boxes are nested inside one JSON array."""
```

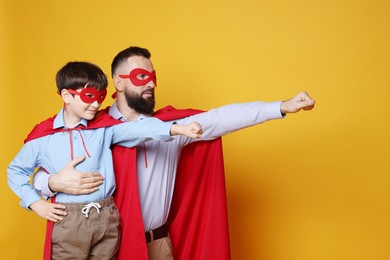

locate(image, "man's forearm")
[[180, 101, 284, 141], [33, 170, 56, 198]]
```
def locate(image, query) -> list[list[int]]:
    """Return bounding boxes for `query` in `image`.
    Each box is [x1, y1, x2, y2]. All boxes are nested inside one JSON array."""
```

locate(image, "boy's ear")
[[61, 89, 72, 104]]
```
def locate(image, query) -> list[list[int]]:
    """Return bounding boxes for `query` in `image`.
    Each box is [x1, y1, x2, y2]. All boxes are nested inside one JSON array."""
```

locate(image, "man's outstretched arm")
[[176, 91, 316, 143]]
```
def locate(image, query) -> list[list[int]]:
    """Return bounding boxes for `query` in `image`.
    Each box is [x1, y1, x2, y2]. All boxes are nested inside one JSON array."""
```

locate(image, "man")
[[34, 46, 315, 260]]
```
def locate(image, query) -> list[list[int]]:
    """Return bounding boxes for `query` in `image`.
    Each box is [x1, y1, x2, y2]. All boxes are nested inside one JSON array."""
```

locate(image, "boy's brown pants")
[[51, 196, 121, 260]]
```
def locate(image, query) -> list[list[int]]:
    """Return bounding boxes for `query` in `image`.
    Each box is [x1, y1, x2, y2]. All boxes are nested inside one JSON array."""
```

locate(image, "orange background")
[[1, 0, 389, 259]]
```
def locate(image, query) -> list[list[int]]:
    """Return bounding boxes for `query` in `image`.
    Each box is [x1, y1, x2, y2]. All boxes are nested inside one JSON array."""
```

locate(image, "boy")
[[7, 61, 202, 259]]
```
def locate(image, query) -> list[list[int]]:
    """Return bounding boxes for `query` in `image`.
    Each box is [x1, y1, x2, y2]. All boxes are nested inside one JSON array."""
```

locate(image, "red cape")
[[33, 107, 230, 259], [23, 112, 121, 260], [24, 111, 121, 143], [113, 105, 231, 260]]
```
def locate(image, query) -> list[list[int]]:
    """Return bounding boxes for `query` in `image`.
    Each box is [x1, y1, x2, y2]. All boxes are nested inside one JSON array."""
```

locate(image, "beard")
[[125, 89, 156, 115]]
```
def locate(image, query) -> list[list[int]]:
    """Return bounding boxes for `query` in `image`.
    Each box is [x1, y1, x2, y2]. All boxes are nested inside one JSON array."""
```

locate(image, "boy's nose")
[[90, 100, 100, 108]]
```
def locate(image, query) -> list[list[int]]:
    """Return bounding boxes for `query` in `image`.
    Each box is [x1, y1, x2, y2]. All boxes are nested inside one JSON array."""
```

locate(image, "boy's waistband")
[[58, 196, 114, 212]]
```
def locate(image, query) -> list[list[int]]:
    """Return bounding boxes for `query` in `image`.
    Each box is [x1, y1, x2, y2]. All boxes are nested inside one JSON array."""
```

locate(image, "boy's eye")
[[67, 87, 106, 103]]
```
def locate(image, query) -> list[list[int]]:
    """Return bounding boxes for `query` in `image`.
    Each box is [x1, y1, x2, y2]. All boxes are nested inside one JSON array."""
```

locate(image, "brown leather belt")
[[145, 224, 168, 244]]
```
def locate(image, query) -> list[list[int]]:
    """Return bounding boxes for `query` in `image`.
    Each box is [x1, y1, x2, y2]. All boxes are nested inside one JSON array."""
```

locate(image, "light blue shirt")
[[8, 108, 173, 208]]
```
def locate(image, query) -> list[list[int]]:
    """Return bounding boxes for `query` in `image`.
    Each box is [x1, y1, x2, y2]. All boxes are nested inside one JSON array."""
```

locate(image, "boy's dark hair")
[[111, 46, 151, 77], [56, 61, 108, 92]]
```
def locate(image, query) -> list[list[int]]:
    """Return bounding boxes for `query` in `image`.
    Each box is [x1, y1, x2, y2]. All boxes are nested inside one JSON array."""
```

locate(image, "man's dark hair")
[[56, 61, 108, 92], [111, 46, 151, 77]]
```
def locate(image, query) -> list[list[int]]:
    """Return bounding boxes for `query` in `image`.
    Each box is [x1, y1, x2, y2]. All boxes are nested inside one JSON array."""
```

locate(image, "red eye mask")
[[67, 88, 107, 103], [119, 68, 157, 86]]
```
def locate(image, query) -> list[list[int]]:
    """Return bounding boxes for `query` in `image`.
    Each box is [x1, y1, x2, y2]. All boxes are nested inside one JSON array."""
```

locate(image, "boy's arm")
[[111, 117, 201, 147], [8, 141, 68, 221], [8, 142, 43, 209]]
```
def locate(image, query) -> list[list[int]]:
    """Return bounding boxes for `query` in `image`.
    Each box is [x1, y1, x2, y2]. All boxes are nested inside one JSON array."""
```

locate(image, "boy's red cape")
[[24, 112, 121, 144], [27, 106, 231, 260]]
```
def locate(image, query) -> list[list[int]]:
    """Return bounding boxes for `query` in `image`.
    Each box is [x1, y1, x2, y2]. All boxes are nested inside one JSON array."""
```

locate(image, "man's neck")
[[116, 100, 143, 121]]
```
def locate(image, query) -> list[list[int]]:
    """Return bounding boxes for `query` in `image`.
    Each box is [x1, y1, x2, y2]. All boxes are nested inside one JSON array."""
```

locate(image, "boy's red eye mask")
[[119, 68, 157, 86], [67, 88, 107, 103]]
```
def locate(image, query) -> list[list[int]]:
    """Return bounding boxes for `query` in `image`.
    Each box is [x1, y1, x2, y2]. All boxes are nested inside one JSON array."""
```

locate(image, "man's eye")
[[86, 93, 95, 98], [137, 74, 148, 79]]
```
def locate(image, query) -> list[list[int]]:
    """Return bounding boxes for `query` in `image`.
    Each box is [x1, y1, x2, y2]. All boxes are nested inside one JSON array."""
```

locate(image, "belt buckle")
[[147, 229, 154, 243]]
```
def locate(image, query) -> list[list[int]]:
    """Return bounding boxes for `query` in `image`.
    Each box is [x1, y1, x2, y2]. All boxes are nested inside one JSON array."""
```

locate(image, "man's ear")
[[61, 89, 72, 104], [113, 75, 124, 92]]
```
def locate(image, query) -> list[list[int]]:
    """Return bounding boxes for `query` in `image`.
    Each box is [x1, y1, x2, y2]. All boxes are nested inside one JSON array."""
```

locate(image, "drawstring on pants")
[[81, 202, 101, 218]]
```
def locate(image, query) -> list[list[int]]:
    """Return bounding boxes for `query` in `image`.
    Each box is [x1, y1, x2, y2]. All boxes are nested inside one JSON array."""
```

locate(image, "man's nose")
[[145, 80, 156, 89]]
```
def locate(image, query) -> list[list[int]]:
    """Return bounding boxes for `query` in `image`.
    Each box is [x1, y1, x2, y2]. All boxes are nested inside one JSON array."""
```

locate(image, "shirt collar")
[[54, 108, 88, 129], [108, 102, 125, 121], [108, 102, 149, 122]]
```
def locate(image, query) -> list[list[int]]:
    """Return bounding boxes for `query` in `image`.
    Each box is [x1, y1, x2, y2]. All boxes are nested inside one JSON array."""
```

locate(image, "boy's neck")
[[63, 109, 83, 128]]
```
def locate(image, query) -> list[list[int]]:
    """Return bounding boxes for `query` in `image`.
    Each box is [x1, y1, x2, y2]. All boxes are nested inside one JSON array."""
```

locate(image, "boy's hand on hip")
[[30, 200, 67, 222]]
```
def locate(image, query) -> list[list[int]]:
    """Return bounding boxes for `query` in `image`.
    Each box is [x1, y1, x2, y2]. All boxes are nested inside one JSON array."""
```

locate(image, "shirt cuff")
[[33, 170, 56, 199], [20, 189, 42, 209], [264, 101, 285, 119]]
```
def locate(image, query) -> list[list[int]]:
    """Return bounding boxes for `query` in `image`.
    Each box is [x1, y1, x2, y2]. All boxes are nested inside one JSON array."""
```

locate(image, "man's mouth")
[[142, 90, 154, 98]]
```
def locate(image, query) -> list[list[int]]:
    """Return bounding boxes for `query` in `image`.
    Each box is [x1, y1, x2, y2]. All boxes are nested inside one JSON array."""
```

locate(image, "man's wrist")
[[48, 175, 58, 194], [280, 101, 287, 116], [280, 100, 288, 117]]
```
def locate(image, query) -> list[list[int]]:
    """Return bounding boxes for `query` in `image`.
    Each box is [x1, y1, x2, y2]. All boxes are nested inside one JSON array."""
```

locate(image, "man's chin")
[[126, 93, 155, 114], [132, 102, 155, 114]]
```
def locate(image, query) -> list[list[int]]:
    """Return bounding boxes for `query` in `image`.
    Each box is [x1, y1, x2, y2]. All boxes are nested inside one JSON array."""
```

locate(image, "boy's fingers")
[[53, 208, 67, 216], [49, 214, 62, 222], [53, 203, 66, 209]]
